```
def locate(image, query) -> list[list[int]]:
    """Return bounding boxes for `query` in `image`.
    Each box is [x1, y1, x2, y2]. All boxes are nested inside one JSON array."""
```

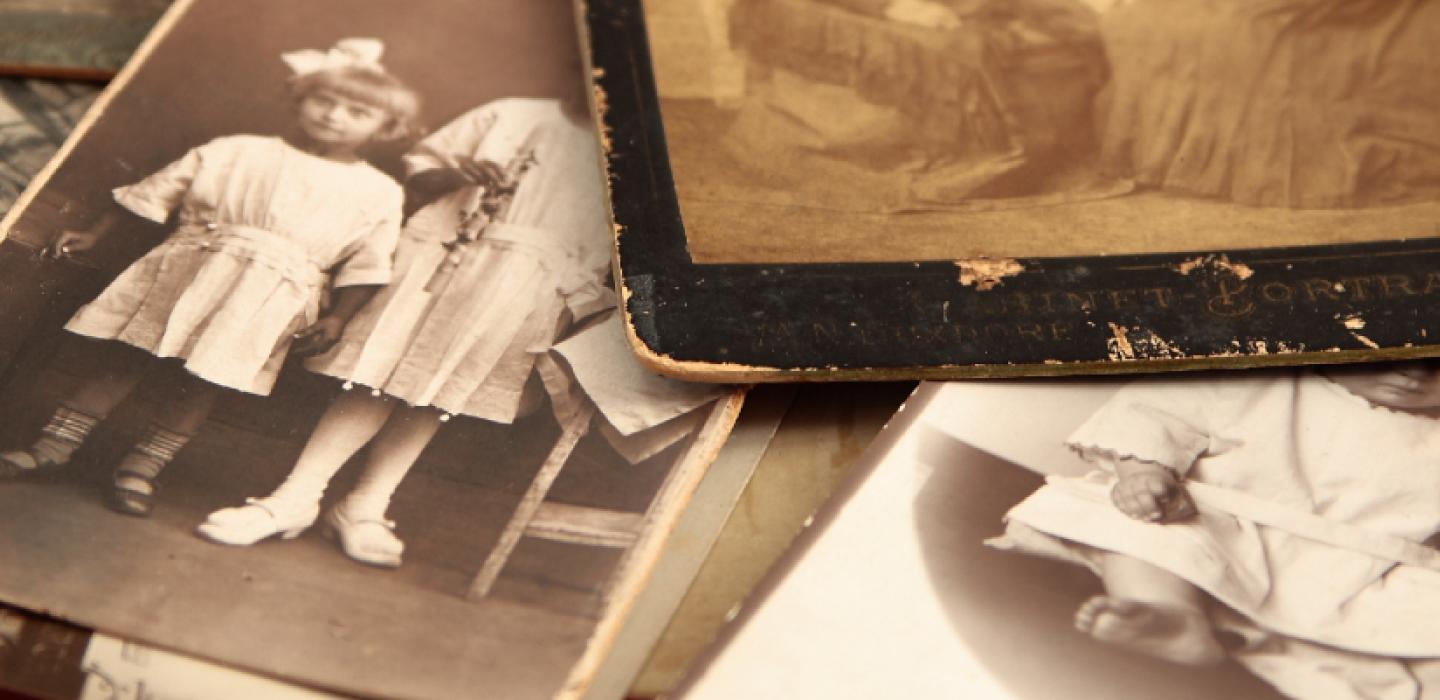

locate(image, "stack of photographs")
[[7, 0, 1440, 698], [575, 2, 1440, 700]]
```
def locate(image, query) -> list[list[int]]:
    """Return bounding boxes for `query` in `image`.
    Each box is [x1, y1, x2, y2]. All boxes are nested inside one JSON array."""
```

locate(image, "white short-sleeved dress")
[[305, 98, 612, 422], [65, 134, 402, 395], [994, 373, 1440, 696]]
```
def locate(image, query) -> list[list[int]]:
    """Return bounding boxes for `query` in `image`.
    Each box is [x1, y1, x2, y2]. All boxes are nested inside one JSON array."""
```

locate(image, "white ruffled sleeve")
[[112, 143, 207, 223], [1067, 380, 1221, 476]]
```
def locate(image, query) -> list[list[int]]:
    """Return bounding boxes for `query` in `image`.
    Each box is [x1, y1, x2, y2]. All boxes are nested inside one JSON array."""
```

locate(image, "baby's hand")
[[1110, 464, 1197, 523], [291, 316, 345, 357]]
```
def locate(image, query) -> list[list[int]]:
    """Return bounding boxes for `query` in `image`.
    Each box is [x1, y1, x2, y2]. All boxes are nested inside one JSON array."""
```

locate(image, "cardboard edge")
[[556, 387, 747, 700], [602, 343, 1440, 384], [665, 381, 936, 698], [579, 384, 796, 700]]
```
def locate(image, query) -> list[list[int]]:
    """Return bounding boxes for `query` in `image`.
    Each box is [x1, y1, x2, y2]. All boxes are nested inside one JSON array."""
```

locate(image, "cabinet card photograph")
[[591, 0, 1440, 381], [684, 374, 1440, 700], [0, 1, 742, 698]]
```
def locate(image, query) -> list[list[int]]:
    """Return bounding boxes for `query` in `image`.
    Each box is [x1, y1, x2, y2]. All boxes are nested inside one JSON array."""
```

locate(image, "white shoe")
[[322, 502, 403, 568], [196, 497, 319, 546]]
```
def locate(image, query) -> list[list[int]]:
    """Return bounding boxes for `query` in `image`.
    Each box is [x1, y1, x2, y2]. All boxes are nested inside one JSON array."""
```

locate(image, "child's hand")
[[291, 316, 345, 357], [457, 158, 510, 191], [47, 229, 101, 259], [1111, 465, 1197, 523]]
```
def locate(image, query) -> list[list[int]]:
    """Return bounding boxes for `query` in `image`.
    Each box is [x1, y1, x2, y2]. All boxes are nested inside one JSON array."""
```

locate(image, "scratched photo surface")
[[0, 1, 738, 699], [647, 0, 1440, 264]]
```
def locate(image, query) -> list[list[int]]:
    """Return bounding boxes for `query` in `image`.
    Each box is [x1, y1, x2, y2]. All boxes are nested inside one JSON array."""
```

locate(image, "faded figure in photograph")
[[1097, 0, 1440, 209], [0, 39, 418, 517], [724, 0, 1109, 208], [198, 86, 613, 568]]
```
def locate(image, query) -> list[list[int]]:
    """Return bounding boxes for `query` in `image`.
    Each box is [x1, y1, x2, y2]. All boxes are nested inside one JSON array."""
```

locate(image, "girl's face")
[[296, 88, 390, 152], [1326, 362, 1440, 411]]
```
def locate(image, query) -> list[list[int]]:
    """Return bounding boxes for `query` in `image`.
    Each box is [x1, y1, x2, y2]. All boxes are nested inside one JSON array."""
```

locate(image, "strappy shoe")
[[196, 497, 319, 546], [106, 423, 194, 518], [322, 504, 404, 568], [0, 406, 100, 479], [0, 449, 62, 479], [109, 468, 159, 517]]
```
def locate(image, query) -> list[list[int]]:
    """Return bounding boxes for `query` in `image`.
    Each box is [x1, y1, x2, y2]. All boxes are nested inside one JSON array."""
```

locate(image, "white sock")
[[268, 392, 395, 508], [339, 406, 442, 520]]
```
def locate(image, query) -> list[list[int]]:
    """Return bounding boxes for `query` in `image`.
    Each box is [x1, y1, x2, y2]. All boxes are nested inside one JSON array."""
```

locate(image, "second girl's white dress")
[[305, 99, 612, 422], [66, 135, 403, 395]]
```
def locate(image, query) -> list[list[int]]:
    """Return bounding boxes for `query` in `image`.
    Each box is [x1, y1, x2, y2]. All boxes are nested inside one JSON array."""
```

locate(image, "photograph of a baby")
[[955, 366, 1440, 699], [682, 376, 1440, 700], [644, 0, 1440, 264], [0, 1, 735, 698]]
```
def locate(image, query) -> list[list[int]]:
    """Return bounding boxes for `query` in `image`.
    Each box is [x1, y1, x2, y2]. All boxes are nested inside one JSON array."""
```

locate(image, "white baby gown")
[[995, 373, 1440, 699]]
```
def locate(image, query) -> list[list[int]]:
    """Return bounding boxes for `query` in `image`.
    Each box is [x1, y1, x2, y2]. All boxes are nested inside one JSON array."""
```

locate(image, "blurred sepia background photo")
[[645, 0, 1440, 263]]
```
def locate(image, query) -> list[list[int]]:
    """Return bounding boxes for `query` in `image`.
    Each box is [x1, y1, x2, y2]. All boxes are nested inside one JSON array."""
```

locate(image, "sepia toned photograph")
[[584, 0, 1440, 381], [644, 0, 1440, 264], [0, 1, 741, 698], [683, 375, 1440, 699]]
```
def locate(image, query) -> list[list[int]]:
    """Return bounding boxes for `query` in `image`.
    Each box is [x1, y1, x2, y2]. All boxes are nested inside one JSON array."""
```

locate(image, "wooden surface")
[[0, 455, 593, 699]]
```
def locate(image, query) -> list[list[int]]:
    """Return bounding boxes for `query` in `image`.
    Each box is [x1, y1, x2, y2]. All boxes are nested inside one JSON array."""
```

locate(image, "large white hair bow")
[[281, 37, 386, 76]]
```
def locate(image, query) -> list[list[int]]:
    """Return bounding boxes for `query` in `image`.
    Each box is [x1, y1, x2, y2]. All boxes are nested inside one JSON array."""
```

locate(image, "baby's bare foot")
[[1074, 595, 1225, 666]]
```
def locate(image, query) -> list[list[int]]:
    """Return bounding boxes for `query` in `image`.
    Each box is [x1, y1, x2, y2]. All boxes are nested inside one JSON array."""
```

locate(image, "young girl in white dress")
[[0, 39, 419, 518], [994, 364, 1440, 698], [197, 89, 612, 567]]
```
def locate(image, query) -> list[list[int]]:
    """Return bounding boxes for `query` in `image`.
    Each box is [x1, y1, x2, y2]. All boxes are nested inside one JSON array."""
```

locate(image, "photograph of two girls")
[[0, 1, 723, 698]]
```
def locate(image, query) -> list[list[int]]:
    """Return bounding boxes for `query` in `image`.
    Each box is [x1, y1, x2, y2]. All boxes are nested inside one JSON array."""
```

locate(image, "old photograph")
[[683, 375, 1440, 699], [0, 603, 338, 700], [0, 0, 741, 698], [0, 0, 169, 78], [645, 0, 1440, 263]]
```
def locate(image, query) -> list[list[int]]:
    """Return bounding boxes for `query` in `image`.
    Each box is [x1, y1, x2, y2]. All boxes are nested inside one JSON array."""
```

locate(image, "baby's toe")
[[1100, 598, 1147, 620], [1116, 497, 1155, 521], [1075, 595, 1109, 631]]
